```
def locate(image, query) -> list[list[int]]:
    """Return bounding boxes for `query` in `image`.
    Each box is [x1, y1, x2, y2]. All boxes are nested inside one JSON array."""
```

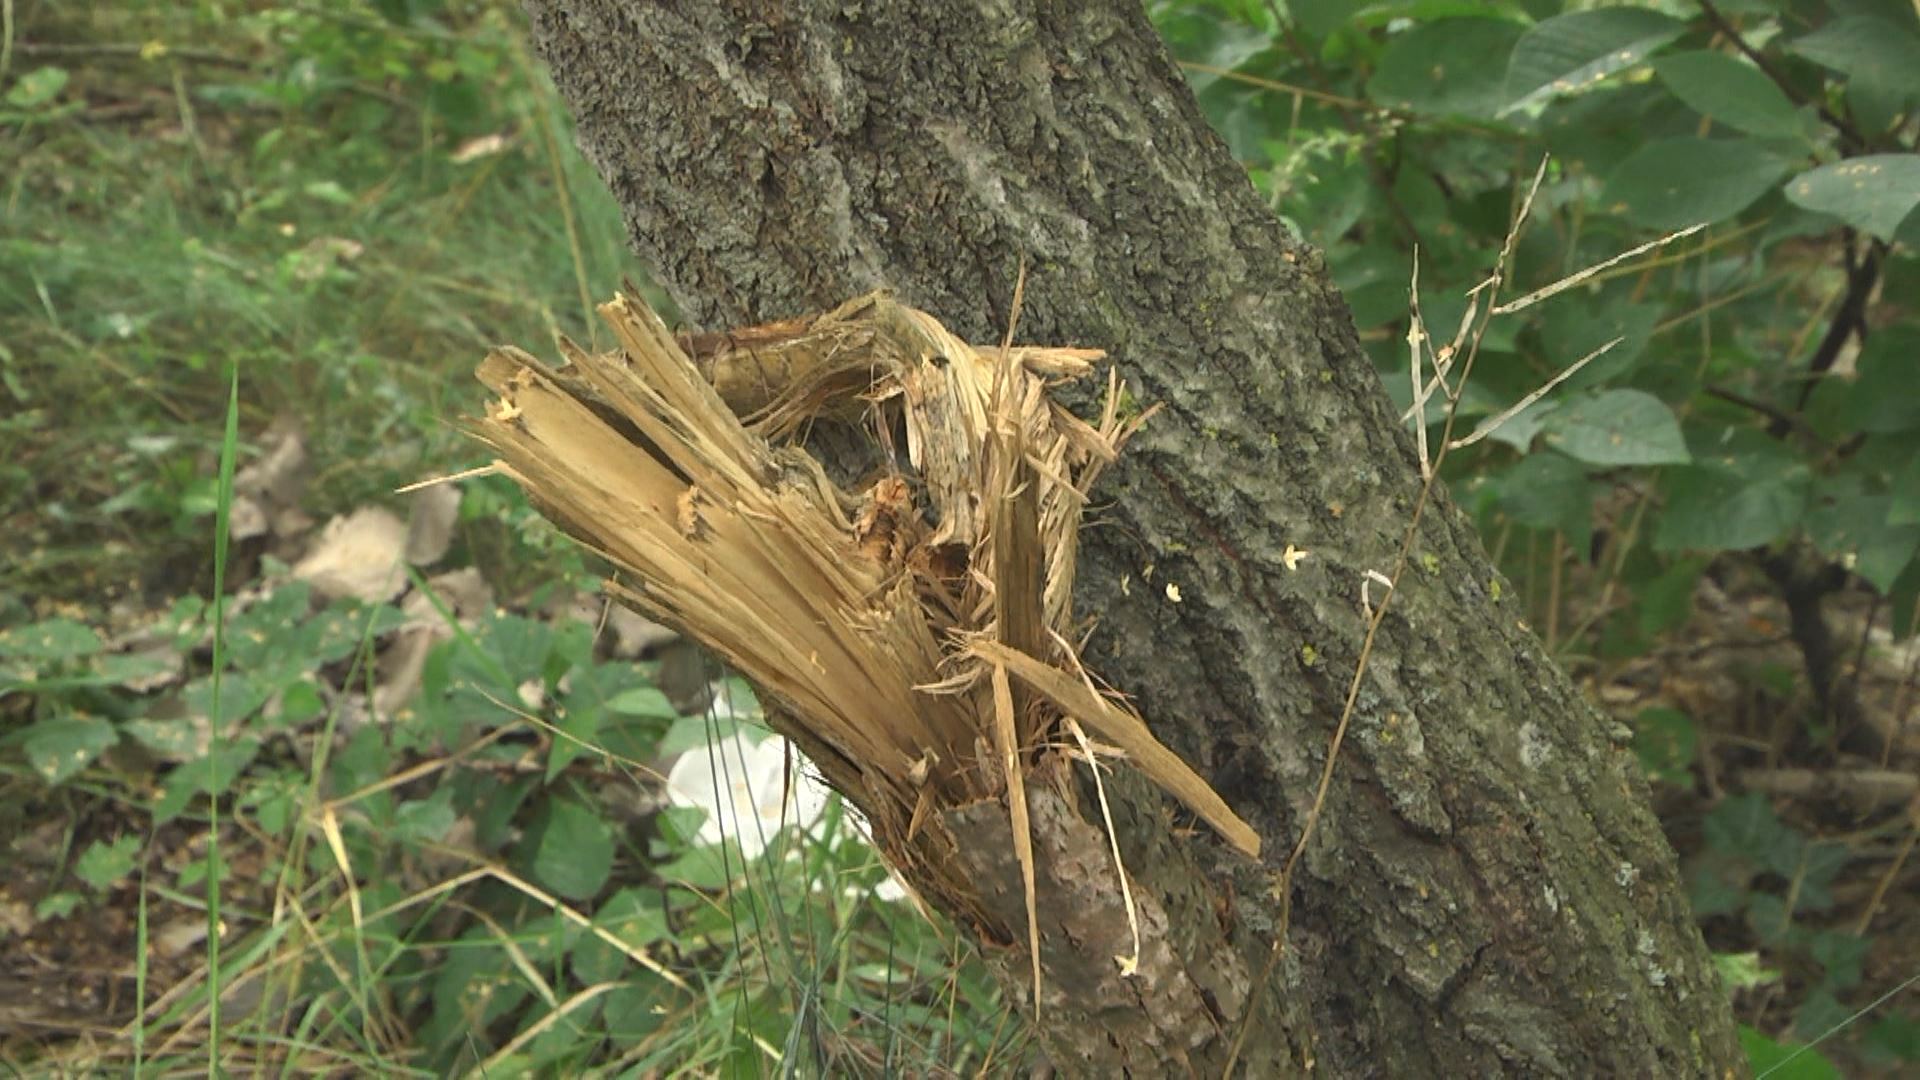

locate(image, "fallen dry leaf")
[[605, 602, 677, 658], [293, 506, 408, 604], [228, 419, 309, 543], [403, 483, 461, 567], [402, 566, 494, 629], [450, 133, 510, 163], [550, 592, 678, 658], [376, 567, 497, 721]]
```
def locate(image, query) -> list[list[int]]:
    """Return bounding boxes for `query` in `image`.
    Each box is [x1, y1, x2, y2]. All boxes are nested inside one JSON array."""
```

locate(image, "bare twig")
[[1703, 385, 1821, 443], [1227, 158, 1553, 1076], [1494, 224, 1706, 316], [1, 0, 15, 84], [1737, 768, 1918, 814], [1855, 795, 1920, 934], [13, 40, 252, 67], [1450, 336, 1620, 451], [1176, 61, 1369, 111], [1407, 250, 1430, 474]]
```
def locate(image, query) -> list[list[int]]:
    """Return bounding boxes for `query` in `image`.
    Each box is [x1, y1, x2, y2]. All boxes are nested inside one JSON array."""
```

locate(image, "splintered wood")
[[469, 289, 1258, 1002]]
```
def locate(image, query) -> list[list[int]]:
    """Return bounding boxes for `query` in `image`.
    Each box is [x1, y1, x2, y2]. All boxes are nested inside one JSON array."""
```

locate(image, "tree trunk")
[[519, 1, 1746, 1075]]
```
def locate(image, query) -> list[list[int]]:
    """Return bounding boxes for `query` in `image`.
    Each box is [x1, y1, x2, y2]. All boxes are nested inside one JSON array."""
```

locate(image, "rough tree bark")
[[518, 1, 1746, 1075]]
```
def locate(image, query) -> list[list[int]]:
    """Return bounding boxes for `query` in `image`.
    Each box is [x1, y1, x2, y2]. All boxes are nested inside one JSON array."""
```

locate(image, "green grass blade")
[[205, 362, 240, 1073]]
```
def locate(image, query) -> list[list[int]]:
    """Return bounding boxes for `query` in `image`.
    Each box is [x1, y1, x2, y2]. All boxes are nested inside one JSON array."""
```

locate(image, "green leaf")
[[1783, 155, 1920, 242], [457, 612, 552, 696], [548, 618, 597, 675], [572, 888, 671, 984], [35, 892, 83, 921], [1739, 1026, 1841, 1080], [429, 926, 533, 1036], [597, 886, 669, 946], [1792, 16, 1920, 105], [242, 772, 302, 836], [1704, 791, 1792, 865], [1633, 706, 1696, 785], [75, 836, 141, 891], [154, 595, 206, 651], [1160, 8, 1271, 80], [201, 739, 263, 793], [1290, 0, 1355, 39], [1485, 398, 1561, 452], [152, 740, 261, 824], [5, 67, 70, 109], [1892, 455, 1920, 526], [554, 663, 660, 776], [658, 714, 748, 758], [654, 804, 709, 849], [1540, 389, 1690, 466], [1688, 859, 1747, 919], [303, 180, 354, 206], [654, 838, 746, 891], [1653, 51, 1804, 138], [1655, 435, 1810, 553], [1793, 989, 1854, 1047], [605, 685, 676, 719], [92, 651, 176, 687], [393, 790, 458, 843], [1503, 7, 1686, 112], [124, 717, 199, 760], [174, 851, 232, 890], [1637, 556, 1709, 636], [600, 983, 671, 1043], [1807, 493, 1920, 592], [1601, 137, 1793, 229], [1795, 841, 1852, 910], [1888, 558, 1920, 642], [1367, 18, 1529, 119], [1493, 452, 1593, 552], [1335, 243, 1412, 329], [1541, 298, 1660, 390], [268, 678, 326, 728], [1864, 1013, 1920, 1062], [1746, 892, 1792, 945], [531, 797, 613, 901], [307, 599, 406, 666], [1713, 952, 1780, 992], [474, 776, 536, 852], [547, 699, 602, 782], [1807, 928, 1869, 990], [0, 618, 103, 661], [182, 673, 268, 729], [1842, 326, 1920, 432], [23, 713, 119, 785], [1656, 469, 1807, 552], [223, 581, 313, 670]]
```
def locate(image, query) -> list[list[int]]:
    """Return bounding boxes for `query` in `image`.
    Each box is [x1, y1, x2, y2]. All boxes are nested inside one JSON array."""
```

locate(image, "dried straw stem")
[[469, 287, 1257, 997]]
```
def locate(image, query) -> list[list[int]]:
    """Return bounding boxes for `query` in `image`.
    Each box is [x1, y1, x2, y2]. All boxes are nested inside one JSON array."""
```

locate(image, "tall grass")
[[4, 4, 1014, 1073]]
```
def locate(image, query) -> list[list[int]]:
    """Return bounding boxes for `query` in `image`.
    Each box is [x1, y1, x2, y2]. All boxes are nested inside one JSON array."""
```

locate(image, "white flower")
[[872, 873, 908, 903], [665, 730, 829, 860], [666, 684, 911, 901]]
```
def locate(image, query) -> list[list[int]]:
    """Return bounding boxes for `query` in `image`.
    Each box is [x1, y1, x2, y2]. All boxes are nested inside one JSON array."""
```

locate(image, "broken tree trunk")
[[510, 0, 1747, 1075], [473, 290, 1260, 1064]]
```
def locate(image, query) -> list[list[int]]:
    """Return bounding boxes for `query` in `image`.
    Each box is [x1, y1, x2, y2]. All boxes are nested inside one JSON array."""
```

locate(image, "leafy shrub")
[[1157, 0, 1919, 1071]]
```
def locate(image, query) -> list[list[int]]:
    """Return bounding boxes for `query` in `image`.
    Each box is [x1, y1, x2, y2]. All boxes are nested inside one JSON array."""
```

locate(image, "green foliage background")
[[2, 0, 1917, 1074]]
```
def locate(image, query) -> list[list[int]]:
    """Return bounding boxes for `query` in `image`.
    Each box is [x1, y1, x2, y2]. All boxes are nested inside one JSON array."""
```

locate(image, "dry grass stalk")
[[468, 287, 1258, 1004]]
